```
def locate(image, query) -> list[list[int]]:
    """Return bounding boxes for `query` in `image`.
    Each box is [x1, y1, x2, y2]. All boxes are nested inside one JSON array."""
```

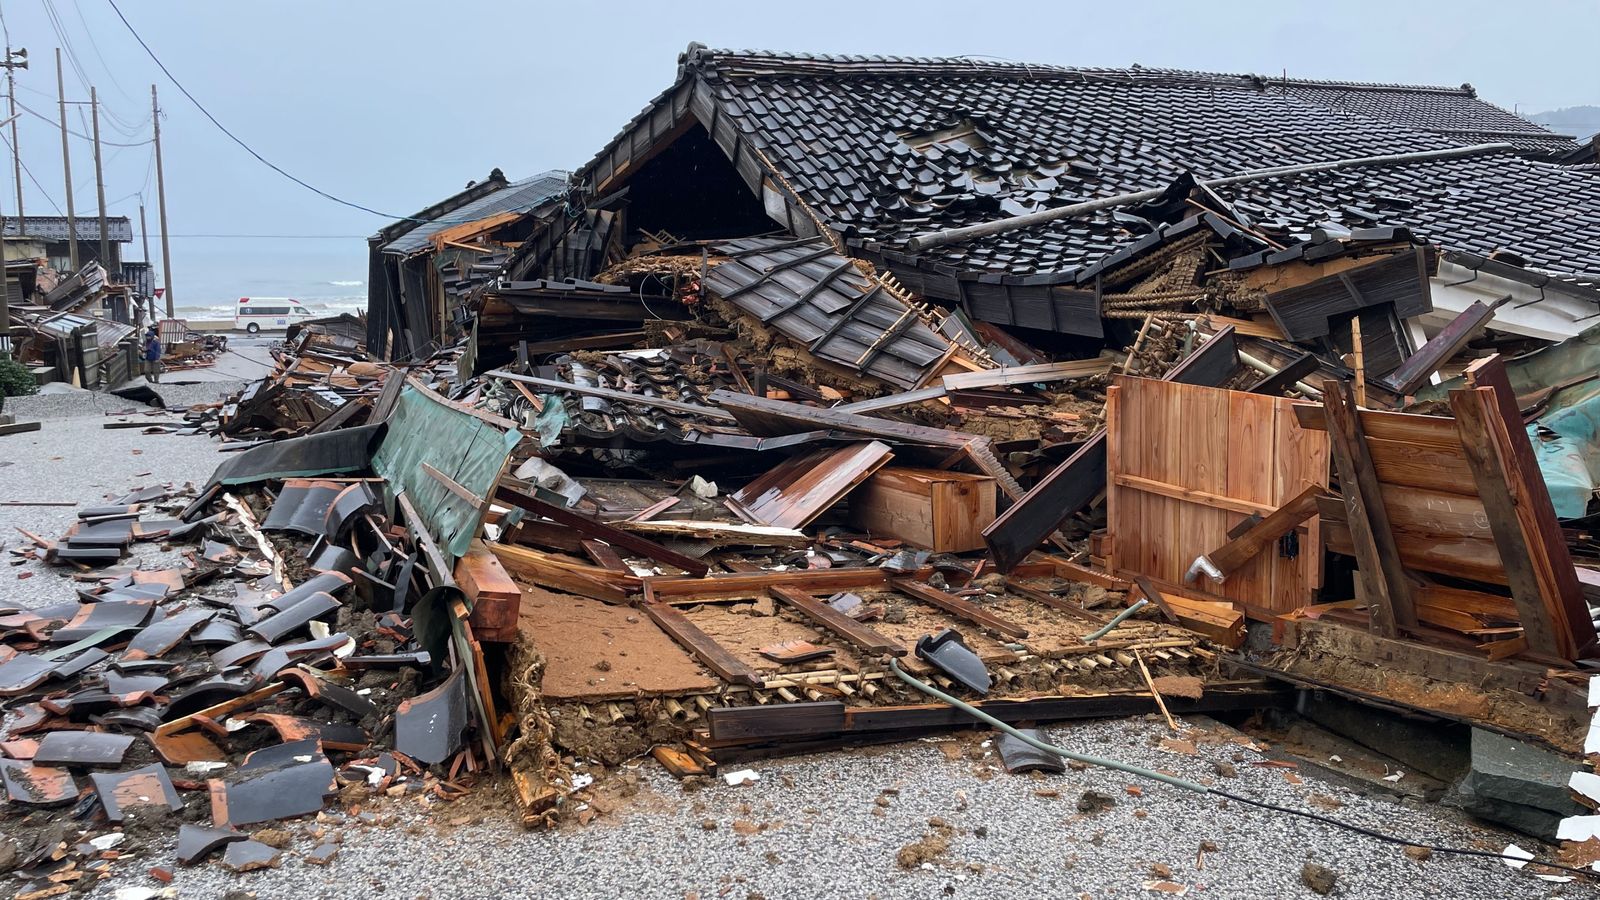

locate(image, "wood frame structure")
[[1297, 354, 1597, 662], [1105, 376, 1331, 619]]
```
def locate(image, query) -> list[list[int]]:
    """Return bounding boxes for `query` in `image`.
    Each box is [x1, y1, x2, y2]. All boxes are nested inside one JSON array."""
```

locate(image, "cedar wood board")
[[1106, 376, 1330, 617], [1293, 404, 1505, 580]]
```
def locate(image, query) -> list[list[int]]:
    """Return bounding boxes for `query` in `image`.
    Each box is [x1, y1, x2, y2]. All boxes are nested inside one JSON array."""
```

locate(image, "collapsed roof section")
[[573, 47, 1598, 305]]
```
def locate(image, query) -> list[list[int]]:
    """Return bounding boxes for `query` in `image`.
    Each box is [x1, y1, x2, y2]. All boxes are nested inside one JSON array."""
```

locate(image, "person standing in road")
[[143, 328, 163, 383]]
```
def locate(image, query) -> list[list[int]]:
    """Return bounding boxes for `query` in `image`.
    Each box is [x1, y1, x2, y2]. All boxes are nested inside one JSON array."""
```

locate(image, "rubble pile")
[[7, 43, 1600, 889]]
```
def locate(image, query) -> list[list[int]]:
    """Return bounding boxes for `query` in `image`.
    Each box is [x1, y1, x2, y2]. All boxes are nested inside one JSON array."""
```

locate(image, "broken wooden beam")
[[768, 586, 905, 656], [1322, 380, 1415, 636], [1187, 485, 1328, 584], [494, 481, 710, 577], [453, 539, 522, 643], [890, 578, 1028, 638], [1379, 297, 1506, 396], [638, 601, 763, 687]]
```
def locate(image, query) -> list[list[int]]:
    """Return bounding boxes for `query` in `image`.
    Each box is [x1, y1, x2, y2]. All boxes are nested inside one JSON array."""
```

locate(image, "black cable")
[[1215, 788, 1597, 880], [12, 97, 153, 146], [105, 0, 435, 223]]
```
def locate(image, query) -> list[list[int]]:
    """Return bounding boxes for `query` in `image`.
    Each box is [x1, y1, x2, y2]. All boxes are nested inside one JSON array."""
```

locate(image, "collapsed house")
[[2, 215, 167, 389], [6, 46, 1600, 885]]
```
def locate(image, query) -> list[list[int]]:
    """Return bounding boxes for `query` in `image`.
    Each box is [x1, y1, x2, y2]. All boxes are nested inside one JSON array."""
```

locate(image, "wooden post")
[[90, 87, 109, 271], [1322, 380, 1414, 635], [55, 49, 77, 271], [6, 49, 22, 225], [152, 84, 173, 317], [1449, 386, 1566, 660], [1349, 317, 1367, 407], [1457, 355, 1595, 660]]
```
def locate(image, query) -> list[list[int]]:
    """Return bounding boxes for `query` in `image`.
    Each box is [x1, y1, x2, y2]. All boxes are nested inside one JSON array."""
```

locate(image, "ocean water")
[[161, 236, 369, 321]]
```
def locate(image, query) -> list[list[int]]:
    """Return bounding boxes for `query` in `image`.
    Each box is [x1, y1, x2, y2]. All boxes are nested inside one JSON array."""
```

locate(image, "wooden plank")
[[1321, 518, 1506, 585], [832, 385, 948, 415], [730, 441, 894, 529], [710, 389, 1024, 501], [580, 539, 630, 572], [1379, 298, 1504, 395], [1002, 578, 1105, 622], [891, 578, 1029, 638], [1112, 473, 1277, 518], [705, 686, 1287, 744], [706, 701, 846, 742], [1322, 380, 1414, 635], [625, 497, 680, 523], [421, 462, 488, 512], [638, 601, 763, 687], [768, 586, 905, 655], [940, 358, 1113, 390], [644, 561, 1057, 599], [1053, 560, 1132, 591], [488, 542, 634, 604], [494, 481, 711, 576], [1462, 356, 1595, 660], [1293, 404, 1460, 448], [1450, 386, 1569, 660], [1129, 574, 1179, 623], [1200, 485, 1327, 578]]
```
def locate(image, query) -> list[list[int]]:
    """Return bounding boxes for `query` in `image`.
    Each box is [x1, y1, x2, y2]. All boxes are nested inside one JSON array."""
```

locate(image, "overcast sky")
[[0, 0, 1593, 296]]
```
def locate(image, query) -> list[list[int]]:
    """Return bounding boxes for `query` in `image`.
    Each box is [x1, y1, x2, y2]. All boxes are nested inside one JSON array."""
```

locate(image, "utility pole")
[[3, 47, 27, 231], [90, 87, 109, 272], [138, 202, 150, 325], [152, 84, 172, 318], [55, 49, 77, 271]]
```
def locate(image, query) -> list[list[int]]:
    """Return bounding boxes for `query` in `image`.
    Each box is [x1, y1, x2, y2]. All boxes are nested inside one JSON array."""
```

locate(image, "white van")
[[235, 297, 315, 333]]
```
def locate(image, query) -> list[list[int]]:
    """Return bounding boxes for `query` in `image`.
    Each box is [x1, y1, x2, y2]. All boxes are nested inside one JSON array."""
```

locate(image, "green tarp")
[[372, 385, 521, 559]]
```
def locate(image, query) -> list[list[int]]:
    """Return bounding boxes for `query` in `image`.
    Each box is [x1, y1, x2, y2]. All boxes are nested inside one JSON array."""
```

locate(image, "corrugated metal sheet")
[[381, 172, 570, 257]]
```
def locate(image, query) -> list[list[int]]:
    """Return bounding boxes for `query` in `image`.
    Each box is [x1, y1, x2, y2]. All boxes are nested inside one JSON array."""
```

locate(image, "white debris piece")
[[570, 773, 594, 790], [1556, 815, 1600, 842], [89, 833, 125, 851], [722, 769, 761, 786], [1504, 841, 1576, 882], [1570, 771, 1600, 805], [1588, 674, 1600, 708], [185, 761, 227, 775], [688, 475, 718, 498]]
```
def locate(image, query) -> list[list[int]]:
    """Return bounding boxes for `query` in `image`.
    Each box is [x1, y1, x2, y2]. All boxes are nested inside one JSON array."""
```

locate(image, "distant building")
[[3, 215, 134, 275]]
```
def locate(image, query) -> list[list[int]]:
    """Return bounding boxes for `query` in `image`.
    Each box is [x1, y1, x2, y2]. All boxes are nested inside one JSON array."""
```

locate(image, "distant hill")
[[1527, 106, 1600, 141]]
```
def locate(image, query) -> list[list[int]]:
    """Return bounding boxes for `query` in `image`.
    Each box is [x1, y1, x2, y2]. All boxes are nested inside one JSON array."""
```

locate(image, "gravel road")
[[0, 394, 1579, 900]]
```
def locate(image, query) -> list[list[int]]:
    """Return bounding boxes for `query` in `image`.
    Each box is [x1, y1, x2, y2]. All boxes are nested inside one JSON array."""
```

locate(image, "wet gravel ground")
[[0, 384, 243, 611], [1, 397, 1581, 900], [75, 718, 1575, 900]]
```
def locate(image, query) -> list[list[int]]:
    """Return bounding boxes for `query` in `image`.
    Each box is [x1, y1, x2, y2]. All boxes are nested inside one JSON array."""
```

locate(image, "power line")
[[0, 131, 65, 215], [41, 0, 93, 93], [104, 0, 534, 226], [12, 96, 151, 145], [105, 0, 416, 220], [67, 0, 136, 105]]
